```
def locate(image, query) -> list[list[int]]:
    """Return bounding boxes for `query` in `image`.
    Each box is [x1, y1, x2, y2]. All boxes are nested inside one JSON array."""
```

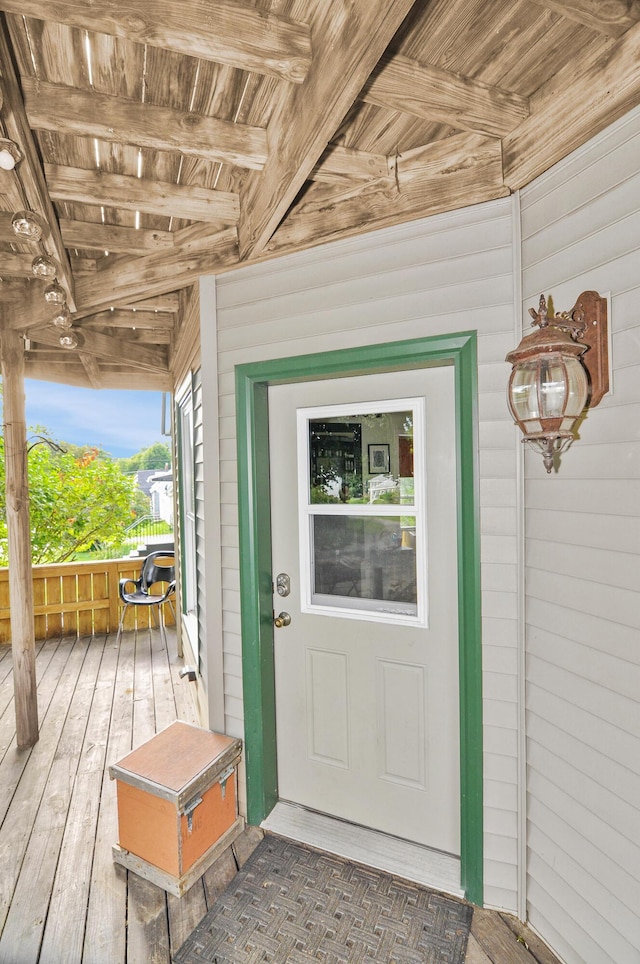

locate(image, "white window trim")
[[297, 397, 428, 628]]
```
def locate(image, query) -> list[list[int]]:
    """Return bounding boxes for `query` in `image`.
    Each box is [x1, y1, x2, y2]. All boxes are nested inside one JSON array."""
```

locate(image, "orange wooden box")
[[109, 721, 243, 896]]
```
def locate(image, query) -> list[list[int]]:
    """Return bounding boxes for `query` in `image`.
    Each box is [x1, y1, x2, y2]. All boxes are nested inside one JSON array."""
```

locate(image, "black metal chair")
[[116, 550, 176, 646]]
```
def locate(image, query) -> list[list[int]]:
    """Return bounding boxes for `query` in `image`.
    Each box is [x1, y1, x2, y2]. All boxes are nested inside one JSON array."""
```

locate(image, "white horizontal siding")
[[209, 197, 521, 912], [520, 103, 640, 963]]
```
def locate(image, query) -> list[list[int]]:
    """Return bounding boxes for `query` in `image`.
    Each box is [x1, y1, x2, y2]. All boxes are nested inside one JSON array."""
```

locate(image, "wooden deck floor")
[[0, 630, 561, 964], [0, 628, 242, 964]]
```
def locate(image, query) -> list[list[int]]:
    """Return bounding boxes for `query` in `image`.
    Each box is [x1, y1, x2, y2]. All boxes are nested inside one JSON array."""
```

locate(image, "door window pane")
[[312, 515, 418, 616], [299, 400, 426, 625], [309, 411, 413, 505]]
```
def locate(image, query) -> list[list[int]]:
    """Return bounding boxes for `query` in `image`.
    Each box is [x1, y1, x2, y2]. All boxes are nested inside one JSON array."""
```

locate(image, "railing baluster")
[[0, 557, 155, 642]]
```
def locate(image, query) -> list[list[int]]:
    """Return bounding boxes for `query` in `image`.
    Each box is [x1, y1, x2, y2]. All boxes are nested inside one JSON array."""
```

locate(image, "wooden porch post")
[[0, 329, 38, 747]]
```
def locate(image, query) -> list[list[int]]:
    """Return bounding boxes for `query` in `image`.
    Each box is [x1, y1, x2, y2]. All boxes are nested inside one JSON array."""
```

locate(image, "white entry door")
[[269, 368, 460, 855]]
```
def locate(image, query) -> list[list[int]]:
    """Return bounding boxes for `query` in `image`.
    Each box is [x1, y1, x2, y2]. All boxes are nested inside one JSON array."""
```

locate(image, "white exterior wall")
[[520, 107, 640, 963], [201, 199, 522, 913]]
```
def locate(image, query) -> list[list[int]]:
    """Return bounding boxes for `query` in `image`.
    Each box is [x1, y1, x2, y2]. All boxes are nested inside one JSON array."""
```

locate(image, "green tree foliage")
[[118, 441, 171, 474], [0, 438, 136, 565]]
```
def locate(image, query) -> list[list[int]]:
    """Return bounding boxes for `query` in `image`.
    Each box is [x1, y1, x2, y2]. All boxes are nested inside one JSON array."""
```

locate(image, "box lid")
[[109, 721, 242, 809]]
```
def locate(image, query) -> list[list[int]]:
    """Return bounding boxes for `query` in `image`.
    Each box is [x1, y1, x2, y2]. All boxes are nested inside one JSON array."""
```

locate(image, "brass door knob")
[[274, 611, 291, 628]]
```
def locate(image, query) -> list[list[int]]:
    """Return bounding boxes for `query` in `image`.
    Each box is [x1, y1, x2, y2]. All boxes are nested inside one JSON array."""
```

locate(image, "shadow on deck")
[[0, 631, 560, 964]]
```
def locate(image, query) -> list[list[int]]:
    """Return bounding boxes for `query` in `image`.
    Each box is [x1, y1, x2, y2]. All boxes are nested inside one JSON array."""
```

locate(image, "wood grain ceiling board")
[[1, 0, 640, 385]]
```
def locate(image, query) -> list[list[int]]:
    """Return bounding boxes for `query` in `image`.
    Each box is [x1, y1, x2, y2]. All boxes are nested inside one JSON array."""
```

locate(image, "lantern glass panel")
[[563, 357, 589, 416], [509, 353, 589, 428], [538, 357, 566, 417], [509, 362, 543, 421]]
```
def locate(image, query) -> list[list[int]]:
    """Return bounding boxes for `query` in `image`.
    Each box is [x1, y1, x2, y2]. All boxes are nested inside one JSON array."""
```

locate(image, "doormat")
[[173, 834, 472, 963]]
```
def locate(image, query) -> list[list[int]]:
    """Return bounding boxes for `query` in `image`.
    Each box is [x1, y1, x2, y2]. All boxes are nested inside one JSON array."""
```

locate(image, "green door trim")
[[235, 332, 483, 905]]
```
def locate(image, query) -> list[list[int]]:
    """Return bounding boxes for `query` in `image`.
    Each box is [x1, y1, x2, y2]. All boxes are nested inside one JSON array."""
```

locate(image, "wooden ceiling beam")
[[0, 209, 19, 241], [61, 219, 174, 256], [531, 0, 640, 38], [397, 132, 503, 177], [47, 165, 239, 225], [361, 55, 530, 137], [120, 294, 179, 313], [78, 352, 102, 388], [73, 228, 238, 317], [27, 324, 169, 373], [81, 310, 175, 331], [0, 0, 312, 83], [265, 135, 507, 257], [0, 280, 33, 305], [24, 357, 171, 391], [0, 279, 56, 327], [0, 18, 76, 309], [237, 0, 418, 261], [0, 253, 36, 277], [87, 326, 171, 345], [503, 17, 640, 188], [121, 327, 171, 345], [311, 145, 393, 182], [23, 79, 268, 171]]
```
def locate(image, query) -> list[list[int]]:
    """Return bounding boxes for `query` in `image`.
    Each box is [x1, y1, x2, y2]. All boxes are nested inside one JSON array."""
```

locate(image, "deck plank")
[[132, 627, 159, 745], [0, 635, 99, 959], [83, 631, 136, 964], [39, 635, 119, 963], [126, 627, 172, 960], [0, 638, 60, 768], [127, 873, 171, 964], [150, 625, 180, 733], [5, 636, 103, 956], [0, 636, 89, 941], [167, 884, 208, 958]]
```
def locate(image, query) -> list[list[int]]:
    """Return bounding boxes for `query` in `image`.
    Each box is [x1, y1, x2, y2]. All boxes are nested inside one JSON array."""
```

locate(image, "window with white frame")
[[176, 379, 198, 642], [298, 398, 428, 627]]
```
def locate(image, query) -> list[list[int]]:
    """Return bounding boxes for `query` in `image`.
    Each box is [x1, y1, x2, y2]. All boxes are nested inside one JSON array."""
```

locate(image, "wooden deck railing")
[[0, 557, 176, 643]]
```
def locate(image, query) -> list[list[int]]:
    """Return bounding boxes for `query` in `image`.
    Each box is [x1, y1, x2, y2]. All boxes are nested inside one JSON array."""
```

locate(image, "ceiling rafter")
[[23, 359, 171, 391], [531, 0, 640, 38], [73, 228, 238, 317], [503, 16, 640, 187], [265, 135, 508, 258], [46, 165, 239, 225], [0, 0, 312, 83], [237, 0, 418, 262], [1, 0, 639, 389], [27, 323, 169, 373], [78, 351, 101, 388], [0, 18, 76, 309], [61, 220, 174, 256], [23, 79, 268, 171], [311, 145, 393, 182], [81, 310, 175, 331], [361, 55, 530, 137]]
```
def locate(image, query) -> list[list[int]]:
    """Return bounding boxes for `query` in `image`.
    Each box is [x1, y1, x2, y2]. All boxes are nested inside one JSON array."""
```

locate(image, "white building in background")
[[149, 469, 173, 526]]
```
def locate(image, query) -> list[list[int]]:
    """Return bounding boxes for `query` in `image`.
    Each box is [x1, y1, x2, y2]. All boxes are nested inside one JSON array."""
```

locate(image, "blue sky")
[[23, 380, 168, 458]]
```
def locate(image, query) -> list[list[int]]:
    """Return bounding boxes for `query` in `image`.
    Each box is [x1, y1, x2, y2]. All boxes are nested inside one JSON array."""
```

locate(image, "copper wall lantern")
[[506, 291, 608, 473]]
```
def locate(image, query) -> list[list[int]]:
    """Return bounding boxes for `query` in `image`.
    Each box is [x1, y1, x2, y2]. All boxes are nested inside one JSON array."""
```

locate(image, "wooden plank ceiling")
[[0, 0, 639, 390]]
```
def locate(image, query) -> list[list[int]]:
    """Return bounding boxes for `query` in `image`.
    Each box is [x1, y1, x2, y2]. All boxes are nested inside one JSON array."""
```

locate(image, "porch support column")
[[0, 328, 38, 747]]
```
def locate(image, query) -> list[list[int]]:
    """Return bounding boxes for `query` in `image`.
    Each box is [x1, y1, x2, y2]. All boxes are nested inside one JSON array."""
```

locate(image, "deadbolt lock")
[[276, 573, 291, 597]]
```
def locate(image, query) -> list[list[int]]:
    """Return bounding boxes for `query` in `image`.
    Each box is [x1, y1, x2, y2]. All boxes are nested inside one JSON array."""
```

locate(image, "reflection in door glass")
[[301, 401, 425, 623], [312, 515, 417, 614], [309, 411, 413, 505]]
